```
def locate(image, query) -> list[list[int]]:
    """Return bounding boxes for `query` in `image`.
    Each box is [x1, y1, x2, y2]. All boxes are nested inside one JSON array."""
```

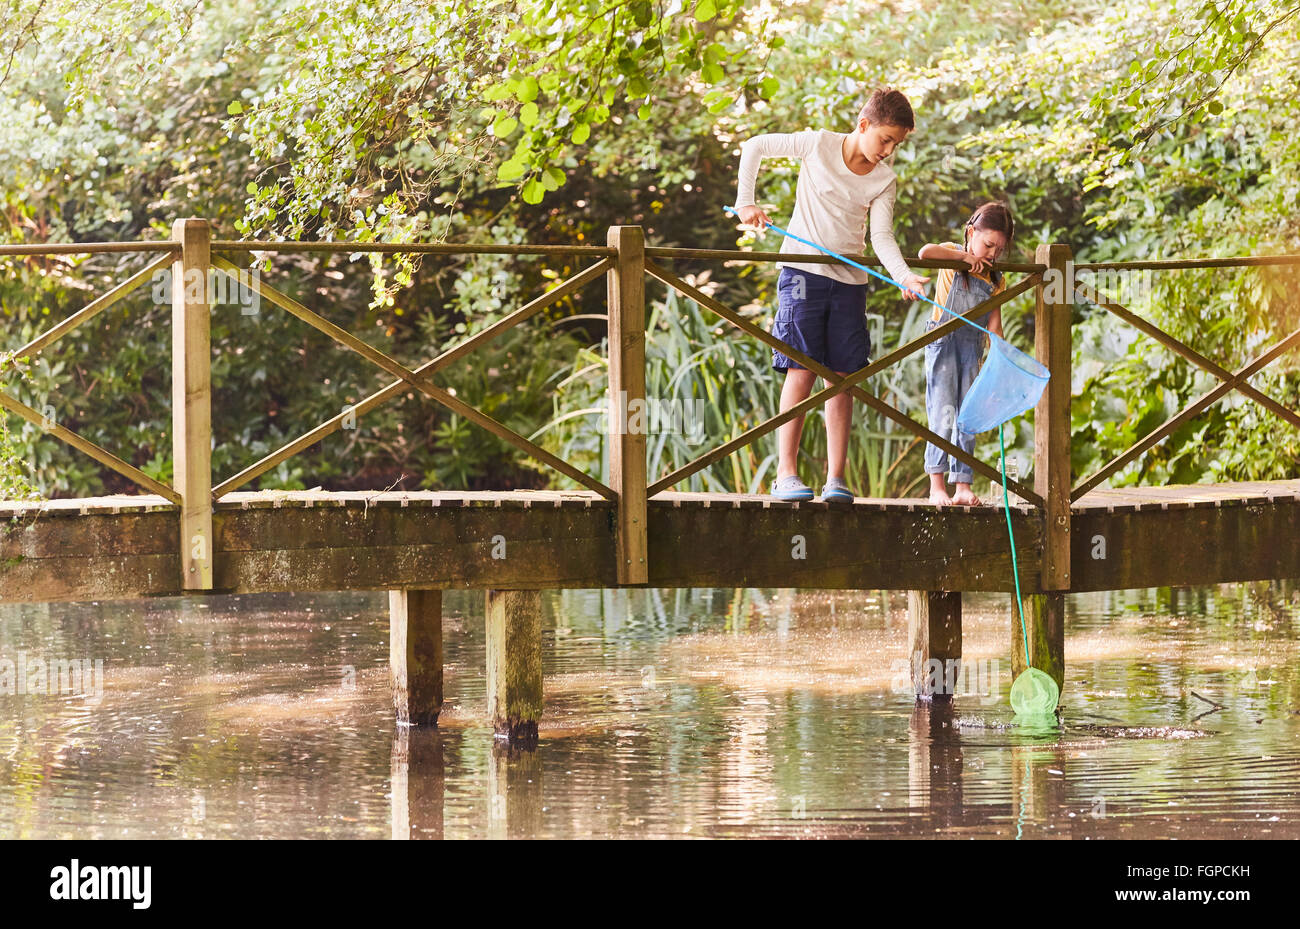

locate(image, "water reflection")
[[391, 728, 444, 840], [1, 583, 1298, 838]]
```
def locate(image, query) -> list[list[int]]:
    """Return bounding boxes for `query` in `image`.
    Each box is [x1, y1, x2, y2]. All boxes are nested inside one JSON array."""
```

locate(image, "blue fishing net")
[[956, 334, 1051, 434]]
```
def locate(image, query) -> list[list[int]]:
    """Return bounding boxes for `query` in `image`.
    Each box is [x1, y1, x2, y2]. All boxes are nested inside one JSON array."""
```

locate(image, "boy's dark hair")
[[858, 88, 914, 130], [963, 201, 1015, 285]]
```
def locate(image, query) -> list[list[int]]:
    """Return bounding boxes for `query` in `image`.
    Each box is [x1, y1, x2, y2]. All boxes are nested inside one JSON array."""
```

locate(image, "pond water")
[[1, 582, 1297, 839]]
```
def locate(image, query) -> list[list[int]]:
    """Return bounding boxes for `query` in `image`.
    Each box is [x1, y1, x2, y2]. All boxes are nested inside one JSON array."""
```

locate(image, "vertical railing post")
[[1016, 242, 1073, 697], [1034, 242, 1073, 591], [607, 226, 648, 585], [171, 218, 213, 591]]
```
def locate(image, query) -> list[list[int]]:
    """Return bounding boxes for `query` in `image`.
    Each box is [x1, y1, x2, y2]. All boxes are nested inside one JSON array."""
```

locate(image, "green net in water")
[[1010, 667, 1060, 717]]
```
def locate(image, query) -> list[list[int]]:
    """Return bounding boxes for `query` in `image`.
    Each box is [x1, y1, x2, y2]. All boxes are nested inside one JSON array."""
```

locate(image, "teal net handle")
[[1001, 423, 1031, 672], [723, 205, 998, 341]]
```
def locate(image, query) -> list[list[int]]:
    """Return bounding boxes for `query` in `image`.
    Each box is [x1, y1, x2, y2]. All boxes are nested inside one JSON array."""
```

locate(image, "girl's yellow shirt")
[[929, 242, 1007, 322]]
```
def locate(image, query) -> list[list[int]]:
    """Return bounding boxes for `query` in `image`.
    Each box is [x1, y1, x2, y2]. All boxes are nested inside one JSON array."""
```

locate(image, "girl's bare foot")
[[928, 473, 954, 506], [951, 484, 982, 506]]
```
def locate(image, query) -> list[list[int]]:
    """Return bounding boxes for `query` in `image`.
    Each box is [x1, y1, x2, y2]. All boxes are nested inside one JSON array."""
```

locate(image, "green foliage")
[[0, 353, 41, 501]]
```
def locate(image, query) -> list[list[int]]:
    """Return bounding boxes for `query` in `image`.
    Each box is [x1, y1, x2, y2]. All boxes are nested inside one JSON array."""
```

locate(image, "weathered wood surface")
[[1070, 500, 1300, 592], [1035, 243, 1073, 591], [908, 590, 962, 699], [607, 226, 649, 584], [1013, 593, 1066, 694], [389, 589, 443, 726], [0, 481, 1296, 602], [5, 480, 1291, 517], [485, 589, 543, 744], [0, 509, 180, 600], [1074, 479, 1300, 507], [172, 217, 214, 591], [645, 497, 1041, 591]]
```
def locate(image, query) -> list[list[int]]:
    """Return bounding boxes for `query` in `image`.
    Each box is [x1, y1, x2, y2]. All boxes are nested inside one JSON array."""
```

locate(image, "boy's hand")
[[735, 205, 771, 229], [961, 250, 991, 275], [901, 274, 930, 301]]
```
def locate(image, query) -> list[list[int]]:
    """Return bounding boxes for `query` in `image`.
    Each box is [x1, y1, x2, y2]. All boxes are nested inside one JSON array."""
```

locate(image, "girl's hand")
[[736, 205, 771, 229], [901, 274, 930, 301], [962, 250, 991, 275]]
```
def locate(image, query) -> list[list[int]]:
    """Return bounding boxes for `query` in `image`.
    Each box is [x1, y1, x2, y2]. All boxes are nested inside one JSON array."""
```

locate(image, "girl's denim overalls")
[[923, 271, 996, 483]]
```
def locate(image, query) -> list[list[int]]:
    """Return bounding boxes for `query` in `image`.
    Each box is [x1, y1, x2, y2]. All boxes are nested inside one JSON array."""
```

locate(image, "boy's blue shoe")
[[772, 475, 814, 502], [820, 477, 854, 503]]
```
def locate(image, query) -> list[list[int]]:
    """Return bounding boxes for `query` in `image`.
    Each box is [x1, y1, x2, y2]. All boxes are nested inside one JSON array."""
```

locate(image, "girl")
[[918, 201, 1014, 506]]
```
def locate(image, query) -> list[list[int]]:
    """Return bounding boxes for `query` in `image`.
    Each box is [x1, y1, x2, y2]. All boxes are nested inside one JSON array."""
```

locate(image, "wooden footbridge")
[[2, 222, 1298, 741]]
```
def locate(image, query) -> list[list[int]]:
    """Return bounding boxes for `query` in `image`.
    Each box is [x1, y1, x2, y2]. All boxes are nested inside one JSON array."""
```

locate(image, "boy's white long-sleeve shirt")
[[733, 129, 913, 286]]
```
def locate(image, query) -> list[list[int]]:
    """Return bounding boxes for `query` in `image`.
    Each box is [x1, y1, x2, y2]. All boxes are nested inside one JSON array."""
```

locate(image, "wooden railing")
[[3, 221, 1299, 596], [0, 245, 181, 504], [1068, 258, 1300, 501]]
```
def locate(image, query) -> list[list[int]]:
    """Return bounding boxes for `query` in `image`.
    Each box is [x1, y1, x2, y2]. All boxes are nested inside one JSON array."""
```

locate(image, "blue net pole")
[[723, 205, 998, 340], [1001, 423, 1030, 665]]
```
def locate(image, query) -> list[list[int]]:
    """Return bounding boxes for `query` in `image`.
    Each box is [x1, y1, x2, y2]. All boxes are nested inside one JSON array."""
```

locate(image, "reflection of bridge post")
[[487, 742, 544, 840], [908, 700, 964, 828], [391, 726, 445, 840]]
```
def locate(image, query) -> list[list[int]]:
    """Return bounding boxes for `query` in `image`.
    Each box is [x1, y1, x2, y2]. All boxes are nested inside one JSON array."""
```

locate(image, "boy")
[[734, 87, 928, 502]]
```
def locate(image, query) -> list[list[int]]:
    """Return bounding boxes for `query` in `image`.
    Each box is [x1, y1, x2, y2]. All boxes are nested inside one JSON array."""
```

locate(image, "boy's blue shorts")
[[771, 267, 871, 373]]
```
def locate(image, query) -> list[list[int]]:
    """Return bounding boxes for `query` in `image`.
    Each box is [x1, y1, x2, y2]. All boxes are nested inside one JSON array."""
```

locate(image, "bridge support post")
[[1035, 242, 1073, 592], [171, 218, 213, 591], [1013, 592, 1066, 695], [485, 589, 543, 745], [607, 226, 648, 585], [1029, 242, 1073, 691], [389, 589, 444, 726], [907, 590, 961, 700]]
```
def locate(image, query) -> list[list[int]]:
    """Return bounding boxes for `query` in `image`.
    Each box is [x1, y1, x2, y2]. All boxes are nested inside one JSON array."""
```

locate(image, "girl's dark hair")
[[962, 201, 1015, 285]]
